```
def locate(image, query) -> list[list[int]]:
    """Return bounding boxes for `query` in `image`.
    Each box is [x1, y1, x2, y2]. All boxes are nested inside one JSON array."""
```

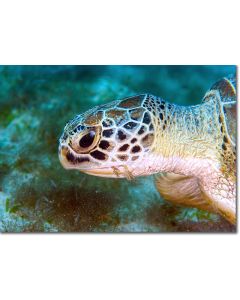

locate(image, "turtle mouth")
[[81, 168, 123, 178], [59, 144, 131, 178]]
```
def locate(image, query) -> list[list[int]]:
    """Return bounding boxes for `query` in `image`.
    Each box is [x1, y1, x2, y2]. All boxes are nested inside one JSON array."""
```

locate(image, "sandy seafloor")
[[0, 65, 236, 232]]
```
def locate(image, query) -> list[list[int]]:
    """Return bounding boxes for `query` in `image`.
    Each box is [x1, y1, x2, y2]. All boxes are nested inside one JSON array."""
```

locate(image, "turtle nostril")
[[118, 144, 129, 151]]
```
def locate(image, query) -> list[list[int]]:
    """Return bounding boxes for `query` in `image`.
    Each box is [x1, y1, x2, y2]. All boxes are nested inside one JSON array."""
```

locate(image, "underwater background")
[[0, 65, 236, 233]]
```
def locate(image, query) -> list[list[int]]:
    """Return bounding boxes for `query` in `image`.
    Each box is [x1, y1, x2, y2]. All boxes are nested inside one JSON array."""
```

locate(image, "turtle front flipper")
[[155, 173, 216, 212], [199, 173, 236, 225]]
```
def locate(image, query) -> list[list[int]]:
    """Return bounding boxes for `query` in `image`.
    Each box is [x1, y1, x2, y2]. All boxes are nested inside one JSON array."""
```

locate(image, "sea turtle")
[[59, 75, 237, 224]]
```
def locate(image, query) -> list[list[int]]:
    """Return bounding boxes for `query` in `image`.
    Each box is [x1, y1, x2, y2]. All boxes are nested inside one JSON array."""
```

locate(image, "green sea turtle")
[[59, 75, 237, 224]]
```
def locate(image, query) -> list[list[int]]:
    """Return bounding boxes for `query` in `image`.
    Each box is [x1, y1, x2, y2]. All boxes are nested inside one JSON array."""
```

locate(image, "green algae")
[[0, 66, 236, 232]]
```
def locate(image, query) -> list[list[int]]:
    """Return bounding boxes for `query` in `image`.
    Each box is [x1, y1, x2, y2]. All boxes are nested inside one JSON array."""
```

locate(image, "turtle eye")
[[71, 127, 100, 153], [79, 131, 96, 148]]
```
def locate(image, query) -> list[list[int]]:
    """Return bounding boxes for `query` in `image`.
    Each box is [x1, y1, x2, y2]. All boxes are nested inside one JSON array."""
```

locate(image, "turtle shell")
[[206, 75, 237, 146]]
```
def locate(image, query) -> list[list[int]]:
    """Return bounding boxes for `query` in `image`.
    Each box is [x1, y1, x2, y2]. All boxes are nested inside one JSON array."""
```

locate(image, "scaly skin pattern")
[[59, 76, 236, 224]]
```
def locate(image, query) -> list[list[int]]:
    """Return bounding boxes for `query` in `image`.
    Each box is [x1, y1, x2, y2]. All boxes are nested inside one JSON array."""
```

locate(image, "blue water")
[[0, 65, 236, 232]]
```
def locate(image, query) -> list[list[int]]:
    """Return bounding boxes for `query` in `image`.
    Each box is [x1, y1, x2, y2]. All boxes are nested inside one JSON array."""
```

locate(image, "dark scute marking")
[[220, 126, 223, 133], [62, 132, 68, 140], [149, 123, 154, 131], [168, 104, 172, 109], [222, 143, 227, 151], [138, 125, 146, 135], [143, 112, 151, 124], [84, 111, 103, 126], [129, 108, 145, 121], [118, 144, 129, 151], [118, 95, 145, 108], [163, 125, 166, 130], [124, 121, 138, 130], [132, 156, 139, 161], [141, 133, 154, 147], [103, 129, 114, 138], [66, 152, 90, 164], [223, 135, 228, 143], [131, 145, 141, 153], [77, 125, 85, 131], [102, 119, 113, 127], [79, 131, 95, 148], [131, 138, 137, 143], [159, 113, 164, 120], [77, 157, 90, 163], [117, 130, 127, 141], [219, 115, 223, 124], [66, 151, 75, 163], [61, 145, 68, 151], [99, 140, 110, 150], [106, 109, 127, 125], [117, 155, 128, 161], [160, 104, 165, 109], [90, 150, 107, 160]]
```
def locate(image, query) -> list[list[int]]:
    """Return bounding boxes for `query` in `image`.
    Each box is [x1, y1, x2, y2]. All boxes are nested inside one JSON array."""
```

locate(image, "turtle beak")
[[58, 144, 72, 169]]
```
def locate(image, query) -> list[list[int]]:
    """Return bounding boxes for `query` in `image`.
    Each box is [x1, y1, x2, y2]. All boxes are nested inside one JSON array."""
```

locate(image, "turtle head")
[[59, 94, 156, 178]]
